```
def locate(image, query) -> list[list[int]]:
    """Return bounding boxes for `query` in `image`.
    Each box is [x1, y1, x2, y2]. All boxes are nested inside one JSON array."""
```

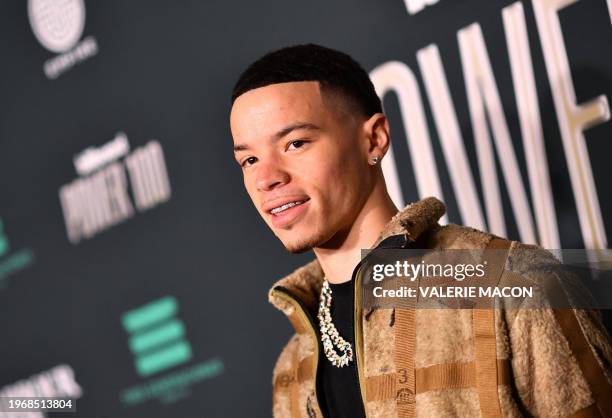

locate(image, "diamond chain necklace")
[[317, 279, 354, 367]]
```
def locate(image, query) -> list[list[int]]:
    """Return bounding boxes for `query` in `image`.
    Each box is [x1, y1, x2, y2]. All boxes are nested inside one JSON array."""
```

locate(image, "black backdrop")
[[0, 0, 610, 417]]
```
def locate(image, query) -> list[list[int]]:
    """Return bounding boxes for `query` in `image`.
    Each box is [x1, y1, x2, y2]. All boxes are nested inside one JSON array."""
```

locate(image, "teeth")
[[270, 200, 305, 215]]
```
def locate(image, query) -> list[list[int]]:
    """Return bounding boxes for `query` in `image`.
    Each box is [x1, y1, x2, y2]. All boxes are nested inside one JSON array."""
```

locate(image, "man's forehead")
[[230, 81, 329, 140], [232, 81, 325, 117]]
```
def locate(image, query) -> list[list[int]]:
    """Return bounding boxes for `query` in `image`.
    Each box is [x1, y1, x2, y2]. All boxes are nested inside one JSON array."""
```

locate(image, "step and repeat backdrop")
[[0, 0, 611, 417]]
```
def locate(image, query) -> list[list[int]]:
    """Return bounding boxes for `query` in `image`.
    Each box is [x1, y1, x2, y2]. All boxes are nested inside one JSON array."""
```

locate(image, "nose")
[[255, 158, 290, 192]]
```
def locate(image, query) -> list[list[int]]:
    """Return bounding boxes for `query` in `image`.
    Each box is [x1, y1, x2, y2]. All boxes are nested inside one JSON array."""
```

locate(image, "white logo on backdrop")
[[374, 0, 611, 262], [0, 364, 83, 418], [403, 0, 440, 15], [28, 0, 86, 53], [27, 0, 98, 79], [59, 133, 172, 244]]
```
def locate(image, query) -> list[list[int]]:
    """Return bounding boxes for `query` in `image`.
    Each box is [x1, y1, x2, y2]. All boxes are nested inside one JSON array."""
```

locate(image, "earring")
[[370, 155, 380, 165]]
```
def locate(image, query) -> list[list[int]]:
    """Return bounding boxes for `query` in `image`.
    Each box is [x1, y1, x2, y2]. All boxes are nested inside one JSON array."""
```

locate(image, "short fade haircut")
[[231, 43, 382, 117]]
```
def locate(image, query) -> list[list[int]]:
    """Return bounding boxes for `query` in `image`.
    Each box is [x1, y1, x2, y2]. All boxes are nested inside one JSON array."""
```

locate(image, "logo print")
[[122, 296, 192, 377], [396, 388, 414, 404], [278, 373, 293, 387], [28, 0, 86, 53]]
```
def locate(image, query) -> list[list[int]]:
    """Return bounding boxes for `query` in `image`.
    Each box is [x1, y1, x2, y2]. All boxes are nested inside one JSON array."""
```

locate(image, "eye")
[[287, 139, 307, 150], [241, 156, 258, 167]]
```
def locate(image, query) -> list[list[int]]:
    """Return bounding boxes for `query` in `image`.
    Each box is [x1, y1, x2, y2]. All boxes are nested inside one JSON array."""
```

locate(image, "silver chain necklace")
[[317, 279, 354, 367]]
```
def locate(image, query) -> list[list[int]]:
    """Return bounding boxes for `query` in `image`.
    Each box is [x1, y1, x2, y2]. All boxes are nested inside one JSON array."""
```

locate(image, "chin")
[[278, 234, 314, 254], [278, 230, 327, 254], [284, 242, 312, 254]]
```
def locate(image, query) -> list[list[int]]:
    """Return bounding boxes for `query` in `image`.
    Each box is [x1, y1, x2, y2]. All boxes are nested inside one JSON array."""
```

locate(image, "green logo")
[[119, 295, 224, 407], [121, 296, 192, 377], [0, 217, 34, 287], [0, 218, 9, 257]]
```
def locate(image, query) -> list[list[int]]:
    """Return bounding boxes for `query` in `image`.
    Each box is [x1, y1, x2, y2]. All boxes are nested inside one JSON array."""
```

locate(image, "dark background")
[[0, 0, 610, 417]]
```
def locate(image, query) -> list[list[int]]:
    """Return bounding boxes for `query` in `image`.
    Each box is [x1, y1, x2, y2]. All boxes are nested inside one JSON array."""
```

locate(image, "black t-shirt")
[[317, 279, 366, 418]]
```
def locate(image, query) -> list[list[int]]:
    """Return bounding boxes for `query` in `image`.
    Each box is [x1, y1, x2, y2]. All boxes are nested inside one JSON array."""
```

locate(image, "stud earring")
[[370, 155, 380, 165]]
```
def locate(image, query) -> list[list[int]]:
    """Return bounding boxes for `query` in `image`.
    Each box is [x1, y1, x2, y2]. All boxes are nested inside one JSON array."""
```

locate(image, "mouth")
[[267, 197, 311, 228], [269, 199, 309, 215]]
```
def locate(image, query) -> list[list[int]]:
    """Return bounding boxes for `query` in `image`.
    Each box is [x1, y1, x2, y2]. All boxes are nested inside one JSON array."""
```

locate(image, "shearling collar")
[[268, 196, 446, 314]]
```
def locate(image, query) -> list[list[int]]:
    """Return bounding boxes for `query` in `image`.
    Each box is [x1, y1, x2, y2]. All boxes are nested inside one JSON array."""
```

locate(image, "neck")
[[313, 178, 398, 284]]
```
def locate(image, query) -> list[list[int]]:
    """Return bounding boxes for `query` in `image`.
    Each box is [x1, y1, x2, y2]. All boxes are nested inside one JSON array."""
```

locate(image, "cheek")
[[306, 161, 360, 209], [310, 140, 356, 179], [243, 176, 260, 205]]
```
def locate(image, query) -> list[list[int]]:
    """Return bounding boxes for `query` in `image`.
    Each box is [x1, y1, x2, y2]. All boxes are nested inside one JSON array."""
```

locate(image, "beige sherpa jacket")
[[268, 197, 612, 418]]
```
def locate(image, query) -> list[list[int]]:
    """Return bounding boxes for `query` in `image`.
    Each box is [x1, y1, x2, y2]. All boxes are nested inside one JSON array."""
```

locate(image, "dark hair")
[[231, 43, 382, 117]]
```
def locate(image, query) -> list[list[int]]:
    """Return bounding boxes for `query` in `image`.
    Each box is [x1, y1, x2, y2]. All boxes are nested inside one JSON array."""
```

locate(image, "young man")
[[229, 44, 612, 418]]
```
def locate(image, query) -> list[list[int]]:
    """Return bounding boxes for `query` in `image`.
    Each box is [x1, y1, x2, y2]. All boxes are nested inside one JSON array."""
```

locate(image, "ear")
[[362, 113, 391, 162]]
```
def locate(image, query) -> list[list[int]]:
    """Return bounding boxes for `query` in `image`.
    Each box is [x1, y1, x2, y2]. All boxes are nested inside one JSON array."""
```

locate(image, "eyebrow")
[[233, 122, 320, 153]]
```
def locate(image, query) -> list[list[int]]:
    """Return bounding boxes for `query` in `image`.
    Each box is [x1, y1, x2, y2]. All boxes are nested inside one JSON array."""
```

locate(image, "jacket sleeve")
[[505, 245, 612, 417]]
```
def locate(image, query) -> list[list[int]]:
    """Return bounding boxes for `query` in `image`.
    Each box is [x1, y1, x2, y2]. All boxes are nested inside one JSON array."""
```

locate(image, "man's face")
[[230, 81, 373, 253]]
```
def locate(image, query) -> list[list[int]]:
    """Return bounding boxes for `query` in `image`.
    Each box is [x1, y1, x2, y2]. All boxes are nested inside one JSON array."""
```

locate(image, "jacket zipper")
[[353, 266, 368, 418], [353, 263, 370, 418], [351, 237, 405, 418], [273, 234, 408, 418], [270, 286, 326, 418]]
